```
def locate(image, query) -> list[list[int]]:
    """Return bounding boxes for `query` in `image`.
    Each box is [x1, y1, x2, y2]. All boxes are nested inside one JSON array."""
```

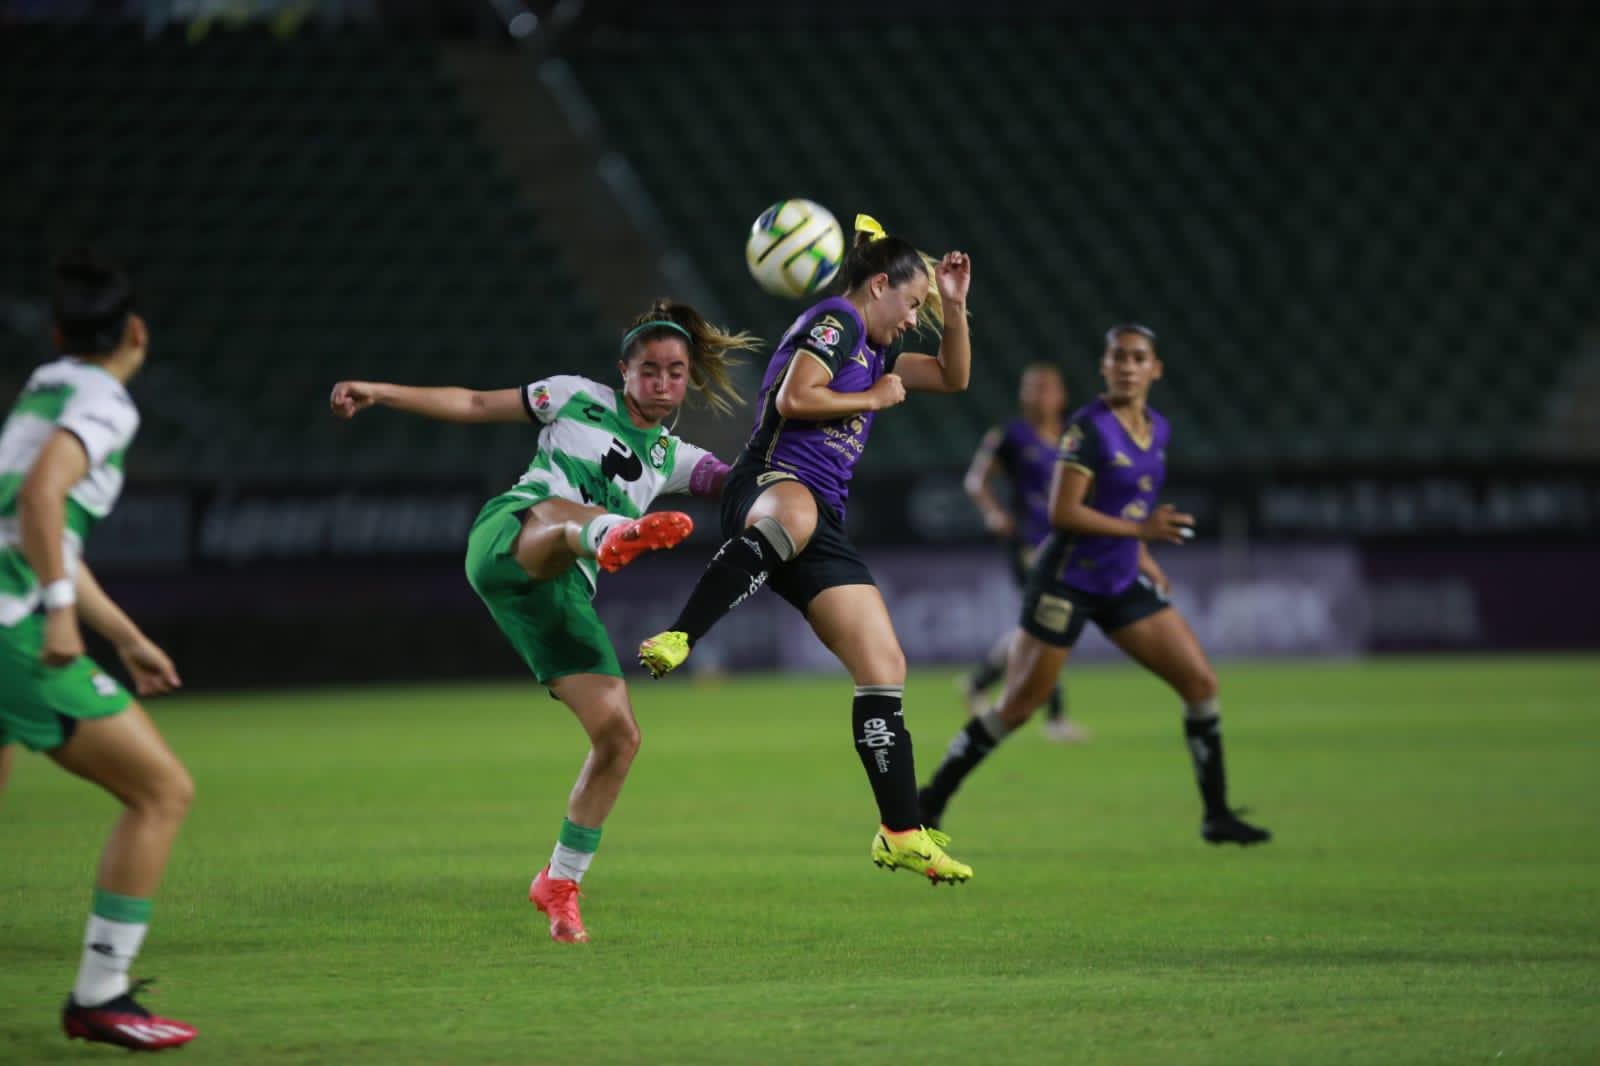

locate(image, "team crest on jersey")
[[809, 323, 841, 349], [649, 437, 669, 468]]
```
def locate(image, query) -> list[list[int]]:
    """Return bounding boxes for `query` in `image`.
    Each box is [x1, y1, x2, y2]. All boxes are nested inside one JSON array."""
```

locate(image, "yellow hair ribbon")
[[854, 213, 888, 242]]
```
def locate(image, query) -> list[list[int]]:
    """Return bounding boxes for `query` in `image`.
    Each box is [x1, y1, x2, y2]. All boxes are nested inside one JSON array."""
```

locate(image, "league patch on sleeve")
[[531, 384, 552, 412], [809, 323, 841, 349], [1060, 425, 1084, 458]]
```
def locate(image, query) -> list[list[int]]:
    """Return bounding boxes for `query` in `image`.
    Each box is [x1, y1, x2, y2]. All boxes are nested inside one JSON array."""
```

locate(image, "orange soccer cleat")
[[529, 866, 589, 943], [596, 511, 694, 573]]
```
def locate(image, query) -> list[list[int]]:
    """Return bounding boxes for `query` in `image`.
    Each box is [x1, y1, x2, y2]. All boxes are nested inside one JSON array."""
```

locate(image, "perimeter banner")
[[591, 545, 1368, 674]]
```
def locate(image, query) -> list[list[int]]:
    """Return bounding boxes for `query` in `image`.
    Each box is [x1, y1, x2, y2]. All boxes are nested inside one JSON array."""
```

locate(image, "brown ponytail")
[[621, 300, 760, 417]]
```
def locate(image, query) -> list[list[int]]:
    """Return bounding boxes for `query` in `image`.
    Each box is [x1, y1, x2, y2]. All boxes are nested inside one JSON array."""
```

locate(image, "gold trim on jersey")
[[799, 349, 835, 380], [1106, 401, 1155, 451]]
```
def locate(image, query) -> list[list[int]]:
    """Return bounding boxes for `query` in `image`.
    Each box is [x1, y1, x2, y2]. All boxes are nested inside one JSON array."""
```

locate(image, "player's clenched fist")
[[868, 372, 906, 411], [329, 380, 381, 418]]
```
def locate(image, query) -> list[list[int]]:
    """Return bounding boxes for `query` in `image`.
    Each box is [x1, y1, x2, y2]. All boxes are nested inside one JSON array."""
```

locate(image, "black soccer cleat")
[[1202, 808, 1273, 846]]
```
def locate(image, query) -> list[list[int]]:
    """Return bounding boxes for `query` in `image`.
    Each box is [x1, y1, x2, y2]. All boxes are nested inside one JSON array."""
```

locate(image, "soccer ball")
[[744, 199, 845, 298]]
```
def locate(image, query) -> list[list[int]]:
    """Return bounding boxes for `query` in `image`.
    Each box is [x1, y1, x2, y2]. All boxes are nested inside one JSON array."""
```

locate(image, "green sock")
[[92, 887, 153, 924], [550, 818, 602, 882]]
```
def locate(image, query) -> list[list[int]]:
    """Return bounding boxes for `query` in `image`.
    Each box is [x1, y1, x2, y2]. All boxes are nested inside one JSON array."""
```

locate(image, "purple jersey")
[[736, 296, 899, 515], [993, 417, 1059, 549], [1035, 397, 1170, 596]]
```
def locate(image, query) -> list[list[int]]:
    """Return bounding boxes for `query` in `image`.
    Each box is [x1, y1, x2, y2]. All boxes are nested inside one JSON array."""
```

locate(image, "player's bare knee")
[[593, 711, 641, 762], [851, 647, 906, 687], [137, 762, 194, 823], [1180, 669, 1218, 705]]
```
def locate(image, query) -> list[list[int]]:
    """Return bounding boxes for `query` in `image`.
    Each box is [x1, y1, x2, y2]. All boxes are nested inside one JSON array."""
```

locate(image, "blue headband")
[[620, 319, 691, 353]]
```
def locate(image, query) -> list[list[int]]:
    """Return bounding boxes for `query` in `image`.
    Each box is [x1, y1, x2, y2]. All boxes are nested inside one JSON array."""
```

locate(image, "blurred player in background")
[[639, 215, 977, 885], [963, 363, 1088, 743], [330, 300, 759, 941], [0, 251, 196, 1050], [919, 326, 1272, 846]]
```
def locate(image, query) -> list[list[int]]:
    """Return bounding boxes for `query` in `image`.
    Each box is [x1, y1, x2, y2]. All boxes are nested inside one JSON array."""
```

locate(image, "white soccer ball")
[[744, 199, 845, 298]]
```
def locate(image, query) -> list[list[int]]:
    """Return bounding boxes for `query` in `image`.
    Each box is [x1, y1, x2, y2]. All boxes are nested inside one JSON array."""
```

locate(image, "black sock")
[[1184, 714, 1230, 818], [1044, 683, 1064, 722], [852, 686, 921, 831], [967, 659, 1005, 693], [919, 714, 1004, 822], [967, 631, 1009, 693], [669, 528, 777, 644]]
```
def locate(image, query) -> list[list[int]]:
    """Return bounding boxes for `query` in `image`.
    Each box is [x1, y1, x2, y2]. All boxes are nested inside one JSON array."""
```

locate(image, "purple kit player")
[[638, 214, 977, 884], [920, 325, 1271, 846], [962, 364, 1088, 742]]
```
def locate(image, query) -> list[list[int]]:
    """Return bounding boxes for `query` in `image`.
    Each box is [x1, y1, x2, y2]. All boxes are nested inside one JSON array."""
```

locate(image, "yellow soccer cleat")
[[638, 630, 691, 679], [871, 825, 973, 885]]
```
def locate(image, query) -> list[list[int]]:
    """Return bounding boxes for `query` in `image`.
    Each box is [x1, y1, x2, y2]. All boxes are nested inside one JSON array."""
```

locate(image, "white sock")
[[73, 915, 148, 1007], [580, 514, 631, 558], [549, 843, 596, 883]]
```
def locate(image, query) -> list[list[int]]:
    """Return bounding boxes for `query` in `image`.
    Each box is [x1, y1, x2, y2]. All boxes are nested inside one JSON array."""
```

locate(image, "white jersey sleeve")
[[660, 437, 712, 496], [58, 374, 139, 465], [521, 375, 600, 425]]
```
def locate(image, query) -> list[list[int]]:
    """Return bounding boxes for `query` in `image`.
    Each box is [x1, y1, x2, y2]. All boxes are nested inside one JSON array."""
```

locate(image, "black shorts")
[[720, 462, 875, 613], [1005, 539, 1038, 588], [1018, 572, 1171, 648]]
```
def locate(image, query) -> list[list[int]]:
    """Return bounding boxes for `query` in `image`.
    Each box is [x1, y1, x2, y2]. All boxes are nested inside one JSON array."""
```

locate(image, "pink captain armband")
[[689, 454, 730, 497]]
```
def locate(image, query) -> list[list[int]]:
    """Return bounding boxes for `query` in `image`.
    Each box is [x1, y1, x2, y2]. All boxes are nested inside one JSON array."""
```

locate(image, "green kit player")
[[330, 300, 756, 942], [1, 251, 196, 1050]]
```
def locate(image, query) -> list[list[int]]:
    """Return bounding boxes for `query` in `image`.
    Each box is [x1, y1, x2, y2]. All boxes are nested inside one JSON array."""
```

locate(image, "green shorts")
[[0, 613, 132, 752], [464, 494, 621, 685]]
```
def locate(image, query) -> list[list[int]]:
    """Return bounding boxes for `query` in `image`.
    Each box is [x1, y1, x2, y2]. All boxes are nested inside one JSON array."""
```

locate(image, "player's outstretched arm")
[[329, 381, 527, 424], [894, 251, 972, 394], [75, 561, 181, 697]]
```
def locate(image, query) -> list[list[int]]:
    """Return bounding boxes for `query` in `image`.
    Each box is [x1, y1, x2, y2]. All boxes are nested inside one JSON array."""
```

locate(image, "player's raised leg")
[[1108, 610, 1271, 845], [529, 673, 642, 943], [513, 497, 691, 581], [807, 584, 971, 884], [639, 481, 814, 678], [920, 629, 1070, 828], [50, 705, 197, 1050]]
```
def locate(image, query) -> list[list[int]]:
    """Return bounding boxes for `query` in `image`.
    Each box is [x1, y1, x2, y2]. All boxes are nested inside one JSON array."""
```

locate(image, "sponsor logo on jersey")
[[809, 323, 841, 349], [649, 437, 668, 468], [600, 438, 644, 484]]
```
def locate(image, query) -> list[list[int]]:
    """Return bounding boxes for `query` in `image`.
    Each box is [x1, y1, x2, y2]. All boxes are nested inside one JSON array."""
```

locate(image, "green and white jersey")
[[0, 358, 139, 627], [507, 375, 711, 589]]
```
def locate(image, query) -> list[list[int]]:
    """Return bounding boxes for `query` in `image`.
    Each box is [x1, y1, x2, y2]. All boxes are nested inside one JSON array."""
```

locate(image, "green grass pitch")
[[2, 656, 1596, 1064]]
